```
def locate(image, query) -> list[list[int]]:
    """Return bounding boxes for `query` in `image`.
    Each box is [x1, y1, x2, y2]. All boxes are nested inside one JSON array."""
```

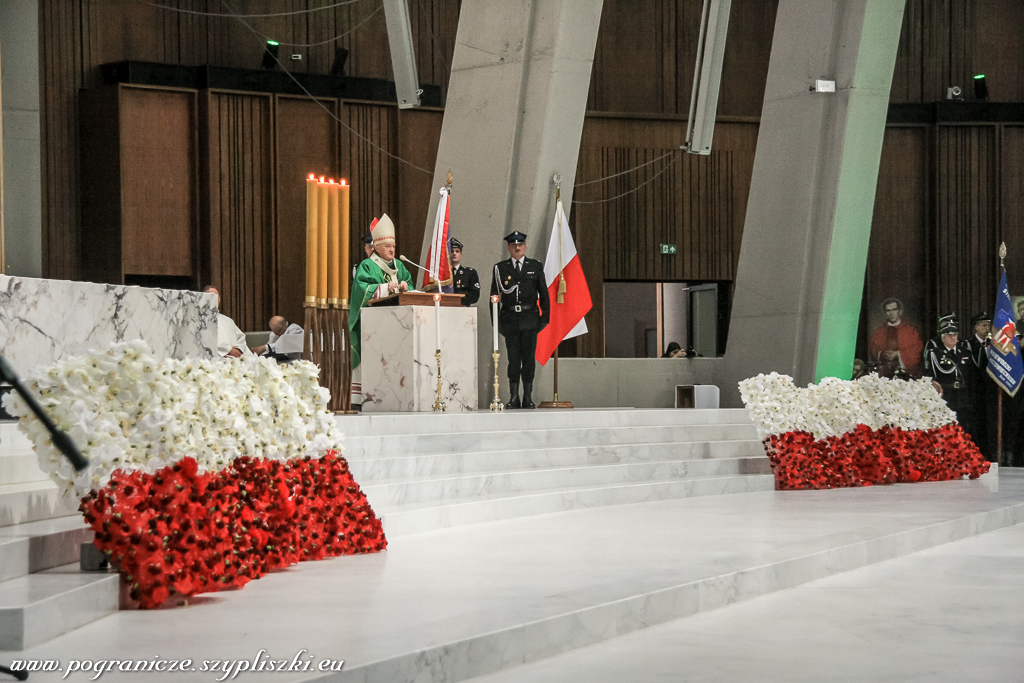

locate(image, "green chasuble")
[[350, 255, 414, 369]]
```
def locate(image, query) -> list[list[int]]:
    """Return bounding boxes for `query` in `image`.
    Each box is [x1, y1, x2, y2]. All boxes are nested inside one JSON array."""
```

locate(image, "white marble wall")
[[361, 305, 478, 412], [0, 275, 218, 373]]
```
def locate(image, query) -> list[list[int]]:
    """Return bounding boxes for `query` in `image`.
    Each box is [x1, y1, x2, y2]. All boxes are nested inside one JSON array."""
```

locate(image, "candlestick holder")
[[432, 349, 446, 412], [490, 351, 504, 412]]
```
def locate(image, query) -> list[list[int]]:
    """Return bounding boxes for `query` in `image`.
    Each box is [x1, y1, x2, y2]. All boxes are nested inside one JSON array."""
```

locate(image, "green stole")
[[349, 256, 413, 369]]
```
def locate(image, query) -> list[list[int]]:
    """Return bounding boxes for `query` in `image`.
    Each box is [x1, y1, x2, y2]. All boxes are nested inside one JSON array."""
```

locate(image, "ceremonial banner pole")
[[540, 176, 574, 409], [997, 243, 1005, 466], [987, 241, 1024, 466]]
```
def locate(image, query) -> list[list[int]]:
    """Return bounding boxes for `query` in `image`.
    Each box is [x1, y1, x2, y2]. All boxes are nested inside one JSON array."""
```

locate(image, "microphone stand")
[[0, 355, 88, 681]]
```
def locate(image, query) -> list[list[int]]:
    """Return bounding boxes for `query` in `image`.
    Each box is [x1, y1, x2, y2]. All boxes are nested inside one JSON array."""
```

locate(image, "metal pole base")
[[538, 400, 573, 409]]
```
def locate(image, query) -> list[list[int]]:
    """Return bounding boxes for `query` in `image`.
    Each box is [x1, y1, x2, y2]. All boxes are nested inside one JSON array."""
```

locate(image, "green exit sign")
[[660, 244, 677, 255]]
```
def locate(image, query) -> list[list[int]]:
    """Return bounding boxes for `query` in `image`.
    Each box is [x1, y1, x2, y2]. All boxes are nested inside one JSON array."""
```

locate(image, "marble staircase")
[[0, 423, 117, 650], [338, 409, 774, 536]]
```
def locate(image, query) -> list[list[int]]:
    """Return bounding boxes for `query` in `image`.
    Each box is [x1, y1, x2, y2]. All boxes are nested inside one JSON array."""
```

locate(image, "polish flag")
[[536, 199, 591, 365], [422, 187, 453, 291]]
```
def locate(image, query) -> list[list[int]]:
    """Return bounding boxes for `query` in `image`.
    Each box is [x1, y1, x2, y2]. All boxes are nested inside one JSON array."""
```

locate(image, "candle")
[[327, 180, 340, 304], [317, 177, 329, 305], [434, 293, 442, 351], [491, 295, 499, 352], [339, 180, 351, 304], [305, 174, 318, 304]]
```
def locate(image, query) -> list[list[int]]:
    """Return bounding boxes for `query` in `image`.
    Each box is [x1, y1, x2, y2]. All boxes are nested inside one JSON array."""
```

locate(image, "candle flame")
[[433, 293, 441, 301], [328, 178, 335, 184], [308, 173, 315, 180], [340, 179, 347, 186], [491, 295, 499, 303], [319, 176, 326, 183]]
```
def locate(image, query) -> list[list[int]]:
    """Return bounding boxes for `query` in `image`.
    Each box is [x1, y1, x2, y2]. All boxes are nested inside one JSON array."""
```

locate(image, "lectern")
[[360, 295, 477, 411]]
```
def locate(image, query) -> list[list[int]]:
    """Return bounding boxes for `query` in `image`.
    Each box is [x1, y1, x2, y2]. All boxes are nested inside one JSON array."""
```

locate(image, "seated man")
[[204, 285, 253, 359], [350, 213, 413, 371], [252, 316, 303, 361]]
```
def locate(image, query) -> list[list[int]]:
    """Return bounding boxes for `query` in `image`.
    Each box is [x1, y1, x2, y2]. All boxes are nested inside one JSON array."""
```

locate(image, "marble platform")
[[360, 305, 478, 412], [0, 274, 217, 374], [1, 471, 1020, 681]]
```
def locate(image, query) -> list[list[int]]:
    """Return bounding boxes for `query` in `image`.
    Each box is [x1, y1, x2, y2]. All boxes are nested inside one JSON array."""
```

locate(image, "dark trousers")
[[504, 328, 538, 384]]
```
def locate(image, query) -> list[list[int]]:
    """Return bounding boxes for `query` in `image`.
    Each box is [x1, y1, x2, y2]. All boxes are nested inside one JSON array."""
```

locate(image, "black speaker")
[[331, 47, 349, 76], [261, 41, 280, 70], [974, 74, 989, 101]]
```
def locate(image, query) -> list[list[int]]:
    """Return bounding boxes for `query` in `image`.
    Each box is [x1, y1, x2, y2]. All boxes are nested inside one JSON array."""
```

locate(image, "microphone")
[[399, 255, 430, 273]]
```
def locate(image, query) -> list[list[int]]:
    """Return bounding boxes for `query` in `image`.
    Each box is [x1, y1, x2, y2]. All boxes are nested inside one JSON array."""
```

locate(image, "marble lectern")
[[361, 305, 478, 412]]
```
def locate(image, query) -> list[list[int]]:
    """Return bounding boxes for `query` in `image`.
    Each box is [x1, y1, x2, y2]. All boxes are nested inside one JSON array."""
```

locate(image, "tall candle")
[[305, 174, 318, 304], [491, 295, 499, 352], [327, 180, 340, 304], [339, 180, 351, 304], [434, 293, 442, 350], [317, 177, 329, 305]]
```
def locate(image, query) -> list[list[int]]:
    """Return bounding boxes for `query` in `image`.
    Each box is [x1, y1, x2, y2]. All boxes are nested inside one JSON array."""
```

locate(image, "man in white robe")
[[204, 286, 253, 358], [253, 316, 303, 361]]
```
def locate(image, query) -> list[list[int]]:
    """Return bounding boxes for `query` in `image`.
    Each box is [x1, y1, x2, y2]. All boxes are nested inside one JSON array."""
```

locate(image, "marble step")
[[344, 423, 760, 459], [0, 563, 119, 650], [336, 408, 752, 437], [343, 482, 1024, 683], [0, 516, 93, 583], [378, 473, 775, 537], [0, 452, 49, 486], [0, 481, 79, 527], [363, 457, 772, 508], [349, 439, 766, 482]]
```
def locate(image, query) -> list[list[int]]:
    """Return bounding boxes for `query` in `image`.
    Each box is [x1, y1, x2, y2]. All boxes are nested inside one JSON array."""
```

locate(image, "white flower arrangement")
[[738, 372, 956, 441], [2, 340, 342, 499]]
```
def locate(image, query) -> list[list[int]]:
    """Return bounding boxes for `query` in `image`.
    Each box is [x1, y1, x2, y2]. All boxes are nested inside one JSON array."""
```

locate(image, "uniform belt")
[[511, 304, 534, 313]]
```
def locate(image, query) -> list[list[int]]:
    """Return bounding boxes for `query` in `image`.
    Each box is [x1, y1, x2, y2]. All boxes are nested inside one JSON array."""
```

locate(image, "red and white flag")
[[422, 187, 453, 290], [536, 198, 591, 365]]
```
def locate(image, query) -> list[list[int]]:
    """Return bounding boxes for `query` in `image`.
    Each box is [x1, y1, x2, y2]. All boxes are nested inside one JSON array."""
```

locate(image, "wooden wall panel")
[[1000, 126, 1024, 282], [274, 96, 339, 328], [935, 124, 999, 326], [396, 108, 443, 273], [203, 91, 274, 332], [41, 0, 459, 281], [338, 103, 399, 257], [862, 126, 930, 345], [587, 0, 778, 116], [120, 87, 197, 277]]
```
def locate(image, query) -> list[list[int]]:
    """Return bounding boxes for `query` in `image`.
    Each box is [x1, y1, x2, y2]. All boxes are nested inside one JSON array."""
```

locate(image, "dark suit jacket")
[[490, 257, 550, 334], [453, 265, 480, 306]]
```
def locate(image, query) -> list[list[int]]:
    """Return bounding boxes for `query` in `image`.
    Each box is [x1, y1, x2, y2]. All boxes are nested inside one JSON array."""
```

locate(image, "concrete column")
[[722, 0, 905, 405], [0, 0, 42, 278], [419, 0, 604, 407]]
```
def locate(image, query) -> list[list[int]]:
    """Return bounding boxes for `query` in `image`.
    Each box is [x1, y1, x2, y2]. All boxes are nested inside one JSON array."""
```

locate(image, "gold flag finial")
[[446, 169, 453, 187], [999, 242, 1007, 259]]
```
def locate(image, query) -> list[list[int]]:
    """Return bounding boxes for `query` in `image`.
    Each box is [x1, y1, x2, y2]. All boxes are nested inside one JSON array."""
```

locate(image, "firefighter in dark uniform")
[[964, 312, 995, 460], [923, 313, 975, 435], [450, 238, 480, 306], [490, 231, 550, 409]]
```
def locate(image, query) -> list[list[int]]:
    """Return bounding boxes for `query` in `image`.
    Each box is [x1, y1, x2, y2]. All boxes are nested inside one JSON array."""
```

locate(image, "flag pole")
[[997, 242, 1005, 466], [540, 175, 573, 409]]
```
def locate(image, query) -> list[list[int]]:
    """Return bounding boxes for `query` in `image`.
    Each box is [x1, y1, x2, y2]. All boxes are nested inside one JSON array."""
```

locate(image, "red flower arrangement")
[[79, 451, 386, 609], [762, 424, 991, 490]]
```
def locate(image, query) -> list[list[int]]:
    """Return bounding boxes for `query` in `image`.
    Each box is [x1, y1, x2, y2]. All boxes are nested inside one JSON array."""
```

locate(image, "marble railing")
[[0, 275, 218, 374]]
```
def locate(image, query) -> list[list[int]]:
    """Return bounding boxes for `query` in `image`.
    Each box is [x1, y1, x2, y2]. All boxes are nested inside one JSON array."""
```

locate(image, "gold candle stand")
[[490, 351, 504, 412], [432, 350, 446, 412]]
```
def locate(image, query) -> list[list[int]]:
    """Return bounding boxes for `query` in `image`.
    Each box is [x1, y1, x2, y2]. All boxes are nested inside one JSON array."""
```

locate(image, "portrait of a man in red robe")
[[868, 298, 924, 378]]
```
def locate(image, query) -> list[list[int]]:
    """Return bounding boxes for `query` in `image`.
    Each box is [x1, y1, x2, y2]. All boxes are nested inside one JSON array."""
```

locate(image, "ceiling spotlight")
[[973, 74, 988, 101], [261, 40, 280, 70]]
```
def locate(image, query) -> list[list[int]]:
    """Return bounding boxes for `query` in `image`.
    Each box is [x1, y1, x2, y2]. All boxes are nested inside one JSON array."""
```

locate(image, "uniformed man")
[[491, 231, 550, 409], [450, 237, 480, 306], [923, 313, 975, 432], [965, 312, 995, 460]]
